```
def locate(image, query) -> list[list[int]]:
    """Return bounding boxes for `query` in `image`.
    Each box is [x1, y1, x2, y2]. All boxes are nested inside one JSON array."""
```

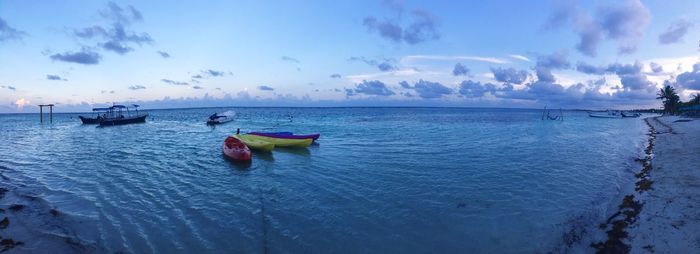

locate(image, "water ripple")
[[0, 108, 648, 253]]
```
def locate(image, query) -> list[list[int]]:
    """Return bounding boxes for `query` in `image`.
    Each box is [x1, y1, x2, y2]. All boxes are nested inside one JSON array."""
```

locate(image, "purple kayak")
[[248, 132, 320, 141]]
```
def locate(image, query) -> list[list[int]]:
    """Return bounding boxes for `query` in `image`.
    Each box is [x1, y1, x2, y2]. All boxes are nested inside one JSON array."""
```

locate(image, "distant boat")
[[207, 111, 235, 125], [79, 107, 111, 124], [621, 112, 642, 118], [99, 104, 148, 126], [589, 110, 623, 118]]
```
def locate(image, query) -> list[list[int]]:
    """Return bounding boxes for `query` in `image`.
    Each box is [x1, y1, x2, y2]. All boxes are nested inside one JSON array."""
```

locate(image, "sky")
[[1, 0, 700, 112]]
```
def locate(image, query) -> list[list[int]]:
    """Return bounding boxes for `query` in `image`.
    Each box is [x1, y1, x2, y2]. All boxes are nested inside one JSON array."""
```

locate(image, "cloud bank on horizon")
[[1, 0, 700, 112]]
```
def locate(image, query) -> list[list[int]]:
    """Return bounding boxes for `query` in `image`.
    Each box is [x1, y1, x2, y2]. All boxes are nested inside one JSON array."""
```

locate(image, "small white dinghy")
[[588, 110, 622, 118], [621, 112, 642, 118], [207, 110, 235, 125]]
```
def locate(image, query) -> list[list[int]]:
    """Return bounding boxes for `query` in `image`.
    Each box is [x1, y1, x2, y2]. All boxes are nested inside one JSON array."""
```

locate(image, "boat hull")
[[79, 116, 100, 124], [207, 117, 233, 125], [99, 114, 148, 126], [234, 134, 275, 152], [207, 111, 235, 125], [249, 132, 320, 141], [222, 136, 251, 161], [621, 113, 641, 118], [589, 114, 621, 118], [241, 134, 313, 148]]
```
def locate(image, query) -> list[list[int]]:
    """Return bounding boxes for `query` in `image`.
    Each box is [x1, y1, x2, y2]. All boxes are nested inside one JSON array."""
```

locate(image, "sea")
[[0, 107, 650, 253]]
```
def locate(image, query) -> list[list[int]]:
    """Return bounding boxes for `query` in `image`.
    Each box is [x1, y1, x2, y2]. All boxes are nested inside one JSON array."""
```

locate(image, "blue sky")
[[1, 0, 700, 112]]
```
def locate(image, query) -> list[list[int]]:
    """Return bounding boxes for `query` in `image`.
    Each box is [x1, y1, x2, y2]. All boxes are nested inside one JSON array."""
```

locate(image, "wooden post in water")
[[541, 106, 547, 120], [560, 108, 564, 121], [38, 104, 54, 123]]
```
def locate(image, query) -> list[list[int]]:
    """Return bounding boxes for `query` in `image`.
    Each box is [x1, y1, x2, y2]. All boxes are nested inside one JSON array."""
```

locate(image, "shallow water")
[[0, 108, 648, 253]]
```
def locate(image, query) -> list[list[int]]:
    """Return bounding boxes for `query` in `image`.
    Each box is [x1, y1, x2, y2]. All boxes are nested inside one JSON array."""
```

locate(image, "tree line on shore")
[[656, 85, 700, 115]]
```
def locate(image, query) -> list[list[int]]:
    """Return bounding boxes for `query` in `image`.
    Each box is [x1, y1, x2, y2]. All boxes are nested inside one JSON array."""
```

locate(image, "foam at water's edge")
[[550, 117, 650, 254], [589, 117, 658, 253]]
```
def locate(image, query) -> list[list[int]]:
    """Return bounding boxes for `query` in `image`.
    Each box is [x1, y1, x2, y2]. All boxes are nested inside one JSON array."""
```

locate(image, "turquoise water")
[[0, 108, 649, 253]]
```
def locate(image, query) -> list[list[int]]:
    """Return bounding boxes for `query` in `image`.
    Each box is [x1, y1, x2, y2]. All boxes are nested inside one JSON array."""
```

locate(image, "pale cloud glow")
[[400, 55, 509, 65], [641, 56, 700, 100], [14, 98, 29, 109], [344, 68, 441, 83], [641, 56, 700, 75], [481, 72, 495, 79], [508, 54, 531, 62]]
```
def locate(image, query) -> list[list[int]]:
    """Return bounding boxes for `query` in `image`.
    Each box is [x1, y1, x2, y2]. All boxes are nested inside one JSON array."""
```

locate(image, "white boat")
[[589, 110, 622, 118], [207, 110, 235, 125], [621, 112, 642, 118]]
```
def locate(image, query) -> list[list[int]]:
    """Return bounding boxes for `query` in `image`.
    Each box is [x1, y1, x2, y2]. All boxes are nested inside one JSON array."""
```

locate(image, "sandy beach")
[[627, 116, 700, 252]]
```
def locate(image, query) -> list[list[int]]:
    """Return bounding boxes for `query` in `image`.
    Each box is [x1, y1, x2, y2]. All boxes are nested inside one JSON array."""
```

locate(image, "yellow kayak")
[[241, 134, 313, 148], [234, 134, 275, 152]]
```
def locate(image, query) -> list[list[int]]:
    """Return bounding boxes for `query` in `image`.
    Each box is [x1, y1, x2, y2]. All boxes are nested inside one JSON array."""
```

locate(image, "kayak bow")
[[222, 136, 252, 161]]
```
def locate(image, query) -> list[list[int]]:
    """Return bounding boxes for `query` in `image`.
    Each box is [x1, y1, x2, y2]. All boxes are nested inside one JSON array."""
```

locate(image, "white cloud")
[[481, 72, 495, 79], [552, 73, 579, 86], [639, 56, 700, 88], [508, 54, 531, 62], [344, 68, 439, 83], [641, 56, 700, 74], [400, 55, 508, 64]]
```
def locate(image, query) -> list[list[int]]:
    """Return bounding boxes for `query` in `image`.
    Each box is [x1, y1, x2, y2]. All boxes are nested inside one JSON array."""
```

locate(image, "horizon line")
[[0, 105, 662, 115]]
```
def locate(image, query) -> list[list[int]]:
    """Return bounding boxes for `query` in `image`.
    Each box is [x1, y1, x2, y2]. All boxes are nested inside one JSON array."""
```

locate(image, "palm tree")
[[690, 93, 700, 106], [656, 85, 680, 114]]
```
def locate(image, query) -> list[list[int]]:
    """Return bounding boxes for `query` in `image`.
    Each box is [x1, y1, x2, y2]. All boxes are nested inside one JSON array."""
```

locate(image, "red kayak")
[[222, 136, 251, 161]]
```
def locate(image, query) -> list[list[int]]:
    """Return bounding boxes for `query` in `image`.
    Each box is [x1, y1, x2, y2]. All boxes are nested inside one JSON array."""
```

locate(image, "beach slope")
[[629, 116, 700, 252]]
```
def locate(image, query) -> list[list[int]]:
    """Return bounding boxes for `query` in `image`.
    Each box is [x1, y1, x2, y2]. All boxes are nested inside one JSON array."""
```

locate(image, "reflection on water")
[[274, 147, 311, 157], [222, 155, 253, 170]]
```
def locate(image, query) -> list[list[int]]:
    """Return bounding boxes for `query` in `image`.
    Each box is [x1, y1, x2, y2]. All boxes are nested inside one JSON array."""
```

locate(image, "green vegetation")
[[656, 84, 700, 115], [687, 93, 700, 106], [656, 85, 681, 114]]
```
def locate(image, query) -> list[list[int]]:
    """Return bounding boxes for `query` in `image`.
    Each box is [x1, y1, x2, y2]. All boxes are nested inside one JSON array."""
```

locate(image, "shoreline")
[[628, 116, 700, 252], [0, 165, 95, 253], [0, 106, 641, 115], [592, 116, 700, 253]]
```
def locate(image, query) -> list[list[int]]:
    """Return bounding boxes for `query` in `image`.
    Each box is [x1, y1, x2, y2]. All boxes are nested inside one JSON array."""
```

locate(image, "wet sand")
[[591, 116, 657, 253], [590, 116, 700, 253]]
